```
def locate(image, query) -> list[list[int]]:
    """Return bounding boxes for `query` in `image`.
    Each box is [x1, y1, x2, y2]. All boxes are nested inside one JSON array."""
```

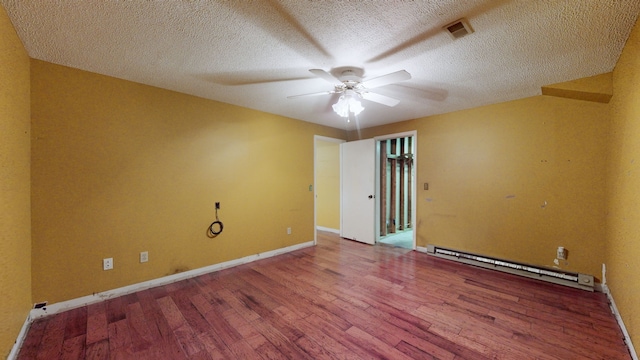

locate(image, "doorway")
[[313, 136, 344, 244], [314, 132, 416, 249], [376, 133, 416, 249]]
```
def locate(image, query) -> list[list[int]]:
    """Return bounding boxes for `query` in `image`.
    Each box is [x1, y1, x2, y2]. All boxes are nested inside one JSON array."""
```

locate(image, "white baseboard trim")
[[27, 240, 315, 323], [316, 226, 340, 234], [602, 284, 638, 360], [15, 241, 635, 360], [7, 313, 33, 360]]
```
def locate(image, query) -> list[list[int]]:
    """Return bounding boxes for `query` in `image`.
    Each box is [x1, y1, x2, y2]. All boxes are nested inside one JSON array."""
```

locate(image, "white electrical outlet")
[[140, 251, 148, 263], [103, 258, 113, 270], [557, 246, 566, 260], [287, 227, 292, 235]]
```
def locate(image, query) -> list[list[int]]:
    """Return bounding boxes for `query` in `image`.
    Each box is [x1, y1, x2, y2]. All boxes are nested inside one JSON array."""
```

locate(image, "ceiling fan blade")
[[361, 92, 401, 107], [362, 70, 411, 89], [309, 69, 344, 86], [287, 90, 335, 99]]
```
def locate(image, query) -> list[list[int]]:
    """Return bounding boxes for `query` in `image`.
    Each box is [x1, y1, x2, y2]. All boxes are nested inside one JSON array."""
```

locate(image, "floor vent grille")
[[426, 245, 594, 291]]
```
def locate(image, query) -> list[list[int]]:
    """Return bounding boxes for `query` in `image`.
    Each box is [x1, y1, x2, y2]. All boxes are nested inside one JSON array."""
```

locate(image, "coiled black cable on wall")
[[208, 202, 223, 237]]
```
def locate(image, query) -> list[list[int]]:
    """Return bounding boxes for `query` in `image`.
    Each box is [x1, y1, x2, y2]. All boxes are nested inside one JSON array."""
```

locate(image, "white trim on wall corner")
[[8, 241, 314, 359], [7, 313, 32, 360], [593, 283, 604, 293], [602, 284, 638, 360], [316, 226, 339, 234]]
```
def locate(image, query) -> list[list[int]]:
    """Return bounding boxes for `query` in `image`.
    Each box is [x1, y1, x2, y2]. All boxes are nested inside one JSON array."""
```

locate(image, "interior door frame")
[[313, 132, 417, 248], [313, 135, 346, 245], [374, 131, 418, 249]]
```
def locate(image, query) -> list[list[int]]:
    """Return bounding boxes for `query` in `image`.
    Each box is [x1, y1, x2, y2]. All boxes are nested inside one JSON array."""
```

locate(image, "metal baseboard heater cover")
[[426, 245, 594, 292]]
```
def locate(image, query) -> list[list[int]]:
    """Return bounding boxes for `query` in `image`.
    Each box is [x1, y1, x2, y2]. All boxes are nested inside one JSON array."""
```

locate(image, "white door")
[[341, 138, 376, 244]]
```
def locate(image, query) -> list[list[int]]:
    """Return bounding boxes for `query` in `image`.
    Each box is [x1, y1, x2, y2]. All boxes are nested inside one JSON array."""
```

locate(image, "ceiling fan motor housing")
[[339, 69, 361, 83], [289, 68, 408, 108]]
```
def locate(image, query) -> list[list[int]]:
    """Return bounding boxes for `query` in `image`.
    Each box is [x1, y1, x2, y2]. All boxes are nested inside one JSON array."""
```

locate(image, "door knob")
[[368, 195, 374, 199]]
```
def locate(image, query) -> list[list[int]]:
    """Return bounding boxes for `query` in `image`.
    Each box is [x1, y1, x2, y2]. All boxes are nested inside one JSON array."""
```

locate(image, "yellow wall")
[[0, 6, 31, 358], [542, 72, 613, 103], [30, 60, 345, 303], [3, 4, 637, 354], [316, 139, 341, 230], [606, 16, 640, 351], [351, 94, 609, 280]]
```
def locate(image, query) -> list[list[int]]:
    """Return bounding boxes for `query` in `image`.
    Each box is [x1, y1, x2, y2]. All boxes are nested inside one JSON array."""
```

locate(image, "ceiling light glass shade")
[[332, 95, 364, 117]]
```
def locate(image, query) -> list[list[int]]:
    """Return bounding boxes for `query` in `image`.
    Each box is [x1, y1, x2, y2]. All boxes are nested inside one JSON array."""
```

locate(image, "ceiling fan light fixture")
[[332, 95, 364, 117]]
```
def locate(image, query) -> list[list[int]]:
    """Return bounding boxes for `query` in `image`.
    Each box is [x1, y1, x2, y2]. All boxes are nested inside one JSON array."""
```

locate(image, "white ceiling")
[[2, 1, 639, 130]]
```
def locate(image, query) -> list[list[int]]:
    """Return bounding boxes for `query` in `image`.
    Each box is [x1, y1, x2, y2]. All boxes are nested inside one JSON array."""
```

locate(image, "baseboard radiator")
[[426, 245, 595, 292]]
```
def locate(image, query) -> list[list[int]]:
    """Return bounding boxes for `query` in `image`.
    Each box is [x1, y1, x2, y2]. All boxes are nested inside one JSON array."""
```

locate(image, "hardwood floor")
[[18, 231, 632, 359]]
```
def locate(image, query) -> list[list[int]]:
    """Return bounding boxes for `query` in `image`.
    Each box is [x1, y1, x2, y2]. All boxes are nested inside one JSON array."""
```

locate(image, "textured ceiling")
[[2, 1, 639, 130]]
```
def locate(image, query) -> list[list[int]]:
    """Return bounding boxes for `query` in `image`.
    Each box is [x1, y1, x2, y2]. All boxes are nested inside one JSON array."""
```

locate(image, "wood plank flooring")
[[18, 231, 632, 359]]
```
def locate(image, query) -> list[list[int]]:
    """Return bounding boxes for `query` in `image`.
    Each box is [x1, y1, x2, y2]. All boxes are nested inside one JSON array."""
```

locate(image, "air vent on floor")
[[444, 18, 474, 39], [426, 245, 595, 291]]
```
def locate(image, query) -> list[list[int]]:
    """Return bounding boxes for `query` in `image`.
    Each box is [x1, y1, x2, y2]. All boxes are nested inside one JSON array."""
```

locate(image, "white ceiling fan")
[[287, 68, 411, 117]]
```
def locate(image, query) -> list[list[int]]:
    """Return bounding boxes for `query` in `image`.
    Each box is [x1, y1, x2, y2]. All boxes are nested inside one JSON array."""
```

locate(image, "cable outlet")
[[287, 227, 291, 235], [140, 251, 149, 263], [33, 301, 47, 309], [103, 258, 113, 271], [215, 202, 220, 209]]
